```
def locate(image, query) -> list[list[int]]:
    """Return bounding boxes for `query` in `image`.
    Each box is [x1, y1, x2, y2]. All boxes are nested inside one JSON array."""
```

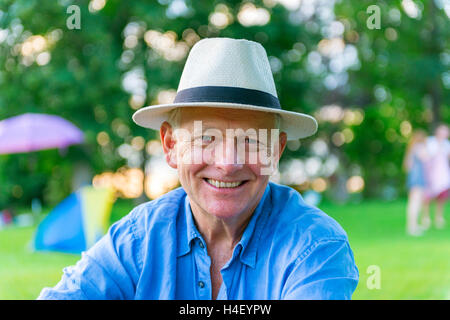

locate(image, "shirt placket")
[[191, 232, 212, 300], [216, 244, 242, 300]]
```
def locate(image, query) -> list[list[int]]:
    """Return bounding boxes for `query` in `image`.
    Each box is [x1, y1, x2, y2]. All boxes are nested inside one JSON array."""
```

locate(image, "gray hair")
[[274, 113, 281, 130], [166, 107, 281, 130], [166, 107, 182, 129]]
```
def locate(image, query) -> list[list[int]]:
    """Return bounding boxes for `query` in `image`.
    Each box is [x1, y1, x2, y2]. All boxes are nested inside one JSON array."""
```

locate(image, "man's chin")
[[203, 203, 247, 220]]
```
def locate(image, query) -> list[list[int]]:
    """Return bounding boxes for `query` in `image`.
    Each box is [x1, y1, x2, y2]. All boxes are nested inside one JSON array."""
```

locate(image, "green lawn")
[[1, 199, 449, 299], [320, 200, 450, 300]]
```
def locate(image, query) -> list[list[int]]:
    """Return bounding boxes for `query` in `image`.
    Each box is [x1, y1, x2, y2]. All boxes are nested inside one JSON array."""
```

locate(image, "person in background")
[[403, 129, 428, 236], [422, 124, 450, 230], [0, 208, 14, 228]]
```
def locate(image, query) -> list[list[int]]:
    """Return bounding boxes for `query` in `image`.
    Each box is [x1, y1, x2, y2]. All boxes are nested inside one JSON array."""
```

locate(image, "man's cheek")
[[177, 143, 194, 165]]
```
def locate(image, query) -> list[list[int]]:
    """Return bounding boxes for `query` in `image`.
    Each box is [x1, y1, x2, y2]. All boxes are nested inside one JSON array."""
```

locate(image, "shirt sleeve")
[[37, 210, 143, 300], [281, 239, 359, 300]]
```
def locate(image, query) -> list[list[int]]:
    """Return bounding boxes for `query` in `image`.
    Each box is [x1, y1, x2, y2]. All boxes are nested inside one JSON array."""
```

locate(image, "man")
[[38, 38, 358, 300]]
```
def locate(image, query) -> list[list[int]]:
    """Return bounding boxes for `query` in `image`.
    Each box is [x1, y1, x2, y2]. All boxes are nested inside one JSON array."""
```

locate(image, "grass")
[[320, 200, 450, 300], [1, 198, 449, 299], [0, 198, 133, 300], [0, 227, 79, 299]]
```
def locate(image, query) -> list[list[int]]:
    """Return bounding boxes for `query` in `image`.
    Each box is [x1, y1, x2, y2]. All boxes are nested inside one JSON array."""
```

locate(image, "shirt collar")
[[176, 184, 272, 268]]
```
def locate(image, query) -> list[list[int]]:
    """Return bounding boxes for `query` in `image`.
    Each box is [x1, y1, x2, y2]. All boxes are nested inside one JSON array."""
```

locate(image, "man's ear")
[[160, 121, 177, 169]]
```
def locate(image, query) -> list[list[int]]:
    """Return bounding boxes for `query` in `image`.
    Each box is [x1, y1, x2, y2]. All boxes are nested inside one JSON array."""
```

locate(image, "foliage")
[[0, 0, 448, 206]]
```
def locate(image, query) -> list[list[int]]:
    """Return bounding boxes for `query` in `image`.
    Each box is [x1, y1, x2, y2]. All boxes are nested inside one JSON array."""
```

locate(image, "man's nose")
[[214, 138, 244, 173]]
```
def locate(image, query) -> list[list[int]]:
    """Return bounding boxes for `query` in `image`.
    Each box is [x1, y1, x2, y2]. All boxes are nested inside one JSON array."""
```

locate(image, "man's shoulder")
[[119, 187, 187, 237], [268, 182, 348, 243], [136, 186, 186, 213]]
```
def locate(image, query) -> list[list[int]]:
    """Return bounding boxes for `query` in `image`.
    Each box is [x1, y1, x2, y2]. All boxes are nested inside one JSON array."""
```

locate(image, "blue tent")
[[33, 186, 114, 254]]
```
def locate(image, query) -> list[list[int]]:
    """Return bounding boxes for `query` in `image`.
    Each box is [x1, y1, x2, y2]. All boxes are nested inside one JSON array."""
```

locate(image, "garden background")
[[0, 0, 449, 299]]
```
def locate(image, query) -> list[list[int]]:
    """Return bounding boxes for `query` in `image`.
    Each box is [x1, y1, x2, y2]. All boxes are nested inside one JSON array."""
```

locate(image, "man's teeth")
[[206, 179, 244, 188]]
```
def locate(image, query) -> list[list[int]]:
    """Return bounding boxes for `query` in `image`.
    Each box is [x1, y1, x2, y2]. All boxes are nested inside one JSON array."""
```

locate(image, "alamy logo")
[[66, 5, 81, 30], [172, 121, 281, 176], [366, 5, 381, 30], [366, 265, 381, 290]]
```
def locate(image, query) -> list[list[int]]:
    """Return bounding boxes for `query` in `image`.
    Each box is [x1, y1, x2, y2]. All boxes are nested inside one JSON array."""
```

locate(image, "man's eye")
[[202, 135, 214, 143], [245, 137, 258, 144]]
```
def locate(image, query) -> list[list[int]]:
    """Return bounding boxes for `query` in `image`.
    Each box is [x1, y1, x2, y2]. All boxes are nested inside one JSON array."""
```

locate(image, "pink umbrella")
[[0, 113, 84, 154]]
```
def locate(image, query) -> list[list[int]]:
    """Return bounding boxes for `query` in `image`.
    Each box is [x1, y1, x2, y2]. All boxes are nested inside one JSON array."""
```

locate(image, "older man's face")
[[161, 107, 287, 220]]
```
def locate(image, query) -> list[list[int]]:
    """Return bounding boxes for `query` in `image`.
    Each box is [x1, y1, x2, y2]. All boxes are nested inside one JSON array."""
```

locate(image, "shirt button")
[[199, 241, 204, 249], [198, 281, 205, 288]]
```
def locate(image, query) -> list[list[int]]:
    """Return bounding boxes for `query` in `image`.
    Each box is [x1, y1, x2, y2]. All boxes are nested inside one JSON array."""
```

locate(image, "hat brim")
[[132, 102, 318, 140]]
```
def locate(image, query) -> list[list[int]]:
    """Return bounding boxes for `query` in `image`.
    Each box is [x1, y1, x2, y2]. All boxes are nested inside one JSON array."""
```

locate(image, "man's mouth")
[[204, 178, 247, 189]]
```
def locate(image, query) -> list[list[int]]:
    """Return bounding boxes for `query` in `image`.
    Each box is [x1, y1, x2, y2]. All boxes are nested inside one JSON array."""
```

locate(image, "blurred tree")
[[0, 0, 448, 206], [333, 0, 449, 197]]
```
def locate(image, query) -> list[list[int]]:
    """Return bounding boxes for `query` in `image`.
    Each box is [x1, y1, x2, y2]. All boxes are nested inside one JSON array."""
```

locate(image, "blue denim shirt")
[[38, 182, 359, 300]]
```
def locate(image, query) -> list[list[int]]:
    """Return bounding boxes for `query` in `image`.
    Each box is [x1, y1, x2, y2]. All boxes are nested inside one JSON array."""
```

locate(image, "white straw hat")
[[132, 37, 317, 140]]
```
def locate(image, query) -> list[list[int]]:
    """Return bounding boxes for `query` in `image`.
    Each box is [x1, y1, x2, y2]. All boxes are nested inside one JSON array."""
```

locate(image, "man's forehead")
[[179, 107, 277, 128]]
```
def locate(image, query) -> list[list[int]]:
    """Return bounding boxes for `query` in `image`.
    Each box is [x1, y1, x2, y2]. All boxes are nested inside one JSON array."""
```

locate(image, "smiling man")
[[38, 38, 358, 300]]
